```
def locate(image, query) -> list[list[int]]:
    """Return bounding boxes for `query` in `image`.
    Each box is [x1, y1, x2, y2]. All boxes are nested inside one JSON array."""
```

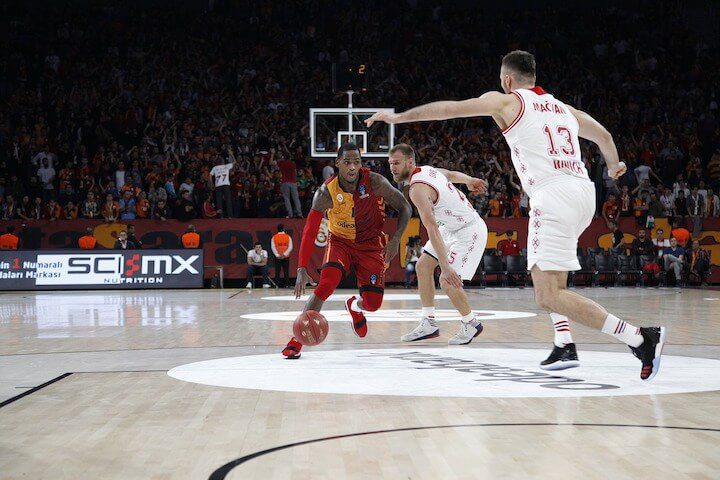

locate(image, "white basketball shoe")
[[401, 317, 440, 342], [448, 319, 484, 345]]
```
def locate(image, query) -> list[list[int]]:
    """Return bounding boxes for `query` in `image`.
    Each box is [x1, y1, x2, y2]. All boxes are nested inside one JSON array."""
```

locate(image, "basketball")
[[292, 310, 329, 346]]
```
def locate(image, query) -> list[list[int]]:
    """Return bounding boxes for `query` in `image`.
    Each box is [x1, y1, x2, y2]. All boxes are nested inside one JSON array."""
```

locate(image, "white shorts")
[[528, 180, 595, 271], [423, 220, 488, 280]]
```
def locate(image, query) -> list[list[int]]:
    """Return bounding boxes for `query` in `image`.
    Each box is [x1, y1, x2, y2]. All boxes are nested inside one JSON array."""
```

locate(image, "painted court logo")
[[168, 348, 720, 399], [355, 351, 618, 391]]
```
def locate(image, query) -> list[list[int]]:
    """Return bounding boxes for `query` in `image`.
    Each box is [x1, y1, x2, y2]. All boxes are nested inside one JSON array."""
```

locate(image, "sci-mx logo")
[[134, 254, 200, 276], [68, 254, 200, 276]]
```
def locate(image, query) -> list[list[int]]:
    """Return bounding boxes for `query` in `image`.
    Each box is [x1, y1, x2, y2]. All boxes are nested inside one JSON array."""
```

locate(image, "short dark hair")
[[389, 143, 416, 160], [277, 224, 285, 232], [337, 142, 361, 159], [501, 50, 536, 80], [254, 241, 262, 247]]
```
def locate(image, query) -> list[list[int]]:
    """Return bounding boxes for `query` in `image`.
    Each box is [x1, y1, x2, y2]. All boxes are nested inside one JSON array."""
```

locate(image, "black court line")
[[0, 370, 172, 409], [0, 373, 72, 409], [73, 369, 169, 374], [208, 422, 720, 479]]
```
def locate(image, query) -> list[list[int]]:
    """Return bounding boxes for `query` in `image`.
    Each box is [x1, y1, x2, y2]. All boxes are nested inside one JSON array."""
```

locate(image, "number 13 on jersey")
[[543, 124, 575, 156]]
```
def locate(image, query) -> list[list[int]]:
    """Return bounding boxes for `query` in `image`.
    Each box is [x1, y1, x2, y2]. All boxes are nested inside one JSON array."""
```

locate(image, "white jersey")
[[501, 87, 591, 197], [209, 163, 233, 187], [409, 166, 480, 232]]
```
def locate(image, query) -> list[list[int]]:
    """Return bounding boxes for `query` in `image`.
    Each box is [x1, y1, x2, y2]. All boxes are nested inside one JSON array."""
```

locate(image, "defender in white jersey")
[[387, 144, 489, 345], [367, 51, 667, 381], [503, 85, 596, 273]]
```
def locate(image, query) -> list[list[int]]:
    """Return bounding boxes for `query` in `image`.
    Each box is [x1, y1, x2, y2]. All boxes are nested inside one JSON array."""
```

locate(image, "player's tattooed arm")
[[310, 183, 333, 213], [371, 173, 412, 264], [435, 168, 488, 195]]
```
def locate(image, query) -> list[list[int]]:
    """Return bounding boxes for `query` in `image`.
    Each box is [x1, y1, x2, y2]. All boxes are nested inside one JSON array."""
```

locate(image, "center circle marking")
[[168, 348, 720, 398]]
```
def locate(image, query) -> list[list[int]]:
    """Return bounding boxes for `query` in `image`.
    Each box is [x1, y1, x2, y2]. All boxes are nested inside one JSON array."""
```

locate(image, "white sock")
[[461, 312, 480, 327], [550, 313, 573, 347], [422, 307, 435, 318], [351, 297, 363, 312], [601, 314, 644, 347]]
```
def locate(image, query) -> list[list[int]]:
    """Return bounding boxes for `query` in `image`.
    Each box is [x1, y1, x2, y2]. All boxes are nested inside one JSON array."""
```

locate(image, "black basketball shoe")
[[629, 327, 667, 381], [539, 343, 580, 371]]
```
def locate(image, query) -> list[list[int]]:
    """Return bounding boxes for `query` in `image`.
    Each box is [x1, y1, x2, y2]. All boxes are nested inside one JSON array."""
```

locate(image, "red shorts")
[[322, 234, 386, 291]]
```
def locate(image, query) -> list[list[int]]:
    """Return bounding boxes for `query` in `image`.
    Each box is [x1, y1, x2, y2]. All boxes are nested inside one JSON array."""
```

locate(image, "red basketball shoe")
[[345, 295, 368, 338], [282, 337, 303, 359]]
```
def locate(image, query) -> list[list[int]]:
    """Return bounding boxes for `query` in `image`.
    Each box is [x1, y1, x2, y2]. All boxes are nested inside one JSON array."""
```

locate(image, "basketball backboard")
[[309, 108, 395, 158]]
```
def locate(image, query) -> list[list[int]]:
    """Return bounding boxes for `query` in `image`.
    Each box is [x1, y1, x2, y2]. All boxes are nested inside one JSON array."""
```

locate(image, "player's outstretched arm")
[[294, 186, 332, 298], [435, 168, 488, 195], [409, 183, 463, 289], [568, 106, 626, 180], [365, 92, 509, 126], [371, 173, 412, 264]]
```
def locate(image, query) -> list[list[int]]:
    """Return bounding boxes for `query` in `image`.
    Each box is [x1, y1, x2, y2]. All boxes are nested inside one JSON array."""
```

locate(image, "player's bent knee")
[[416, 254, 437, 274], [314, 265, 343, 301], [359, 286, 384, 312]]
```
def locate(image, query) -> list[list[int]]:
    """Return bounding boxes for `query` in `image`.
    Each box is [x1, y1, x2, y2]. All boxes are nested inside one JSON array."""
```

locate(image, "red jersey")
[[325, 167, 385, 244], [278, 159, 297, 183], [497, 239, 521, 256]]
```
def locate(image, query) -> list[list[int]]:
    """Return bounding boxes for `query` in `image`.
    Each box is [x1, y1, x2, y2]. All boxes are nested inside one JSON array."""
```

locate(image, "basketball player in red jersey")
[[366, 51, 667, 381], [282, 143, 412, 359]]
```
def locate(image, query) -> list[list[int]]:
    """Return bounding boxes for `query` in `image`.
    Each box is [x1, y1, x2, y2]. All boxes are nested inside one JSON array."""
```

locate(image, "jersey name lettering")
[[533, 102, 566, 114], [553, 159, 585, 175]]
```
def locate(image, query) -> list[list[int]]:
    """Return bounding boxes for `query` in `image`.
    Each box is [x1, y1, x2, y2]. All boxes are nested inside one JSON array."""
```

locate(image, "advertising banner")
[[3, 218, 719, 283], [0, 249, 203, 290]]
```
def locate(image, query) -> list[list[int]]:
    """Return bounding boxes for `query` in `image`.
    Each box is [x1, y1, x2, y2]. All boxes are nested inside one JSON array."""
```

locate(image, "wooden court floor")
[[1, 287, 719, 479]]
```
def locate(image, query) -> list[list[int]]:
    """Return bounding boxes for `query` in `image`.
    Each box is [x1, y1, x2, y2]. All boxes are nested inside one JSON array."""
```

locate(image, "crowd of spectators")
[[0, 1, 719, 228]]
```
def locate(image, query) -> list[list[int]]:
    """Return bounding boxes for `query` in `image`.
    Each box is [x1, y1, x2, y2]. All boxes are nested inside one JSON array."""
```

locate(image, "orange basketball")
[[293, 310, 329, 346]]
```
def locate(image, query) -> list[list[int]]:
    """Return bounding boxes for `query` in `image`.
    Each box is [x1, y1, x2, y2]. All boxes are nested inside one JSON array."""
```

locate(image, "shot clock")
[[332, 62, 369, 93]]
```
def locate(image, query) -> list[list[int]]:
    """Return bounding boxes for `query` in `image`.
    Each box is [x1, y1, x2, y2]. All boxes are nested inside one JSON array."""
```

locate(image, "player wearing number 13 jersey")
[[366, 50, 666, 381], [388, 144, 489, 345]]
